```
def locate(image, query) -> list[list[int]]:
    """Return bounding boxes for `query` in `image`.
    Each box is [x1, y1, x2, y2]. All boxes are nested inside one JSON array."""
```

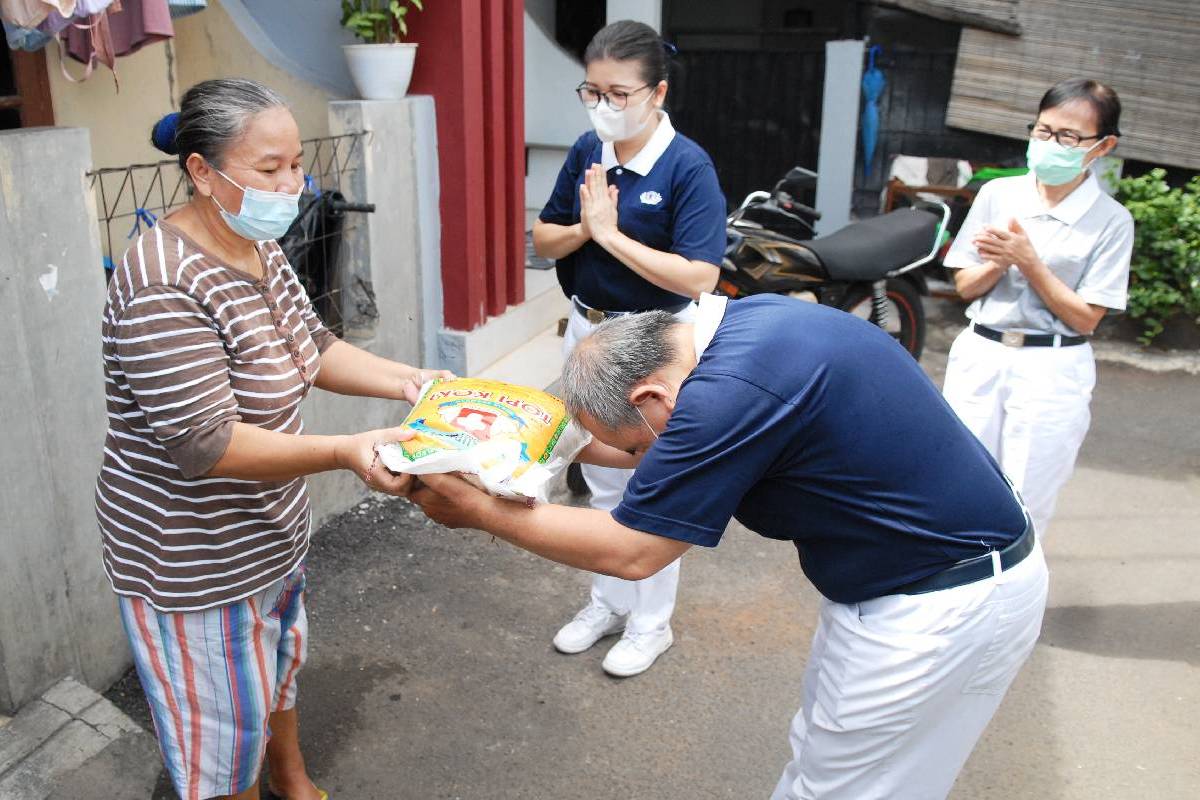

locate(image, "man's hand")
[[402, 368, 457, 405], [336, 427, 418, 496], [973, 218, 1039, 273], [410, 472, 495, 529]]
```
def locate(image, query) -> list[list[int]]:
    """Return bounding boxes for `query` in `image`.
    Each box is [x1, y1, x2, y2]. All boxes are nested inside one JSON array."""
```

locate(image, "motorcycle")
[[717, 166, 950, 359]]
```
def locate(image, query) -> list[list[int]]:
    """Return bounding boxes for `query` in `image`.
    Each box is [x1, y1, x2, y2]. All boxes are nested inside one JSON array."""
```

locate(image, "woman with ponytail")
[[99, 78, 449, 799], [533, 21, 727, 677]]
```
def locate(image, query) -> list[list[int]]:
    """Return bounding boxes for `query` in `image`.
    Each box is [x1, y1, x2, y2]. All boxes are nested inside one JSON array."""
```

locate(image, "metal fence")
[[87, 130, 373, 336]]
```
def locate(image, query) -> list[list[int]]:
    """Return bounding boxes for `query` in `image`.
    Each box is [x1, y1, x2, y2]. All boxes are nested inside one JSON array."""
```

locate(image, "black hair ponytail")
[[584, 20, 672, 86]]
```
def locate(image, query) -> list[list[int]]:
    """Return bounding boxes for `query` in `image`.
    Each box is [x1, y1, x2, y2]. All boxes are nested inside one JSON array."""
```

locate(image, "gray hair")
[[562, 311, 681, 430], [150, 78, 289, 171]]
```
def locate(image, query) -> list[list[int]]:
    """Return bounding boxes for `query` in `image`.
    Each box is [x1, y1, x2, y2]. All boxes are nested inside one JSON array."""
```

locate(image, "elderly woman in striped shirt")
[[96, 78, 446, 800]]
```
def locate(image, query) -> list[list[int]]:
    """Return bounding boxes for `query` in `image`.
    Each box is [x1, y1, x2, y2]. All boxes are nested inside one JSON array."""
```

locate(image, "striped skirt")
[[118, 564, 309, 800]]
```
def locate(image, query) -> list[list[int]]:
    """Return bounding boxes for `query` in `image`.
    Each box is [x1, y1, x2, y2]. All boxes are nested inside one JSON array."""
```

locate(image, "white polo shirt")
[[943, 171, 1134, 336]]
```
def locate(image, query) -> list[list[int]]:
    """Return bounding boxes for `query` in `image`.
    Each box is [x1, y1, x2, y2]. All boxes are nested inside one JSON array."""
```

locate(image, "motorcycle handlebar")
[[331, 200, 376, 214], [789, 202, 821, 221]]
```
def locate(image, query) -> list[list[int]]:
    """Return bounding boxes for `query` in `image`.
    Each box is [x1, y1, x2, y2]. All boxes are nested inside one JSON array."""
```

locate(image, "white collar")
[[1021, 170, 1101, 226], [693, 293, 728, 359], [601, 111, 676, 176]]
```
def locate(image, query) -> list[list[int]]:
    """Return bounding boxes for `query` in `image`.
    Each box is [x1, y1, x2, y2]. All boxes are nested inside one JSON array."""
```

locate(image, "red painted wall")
[[407, 0, 525, 331]]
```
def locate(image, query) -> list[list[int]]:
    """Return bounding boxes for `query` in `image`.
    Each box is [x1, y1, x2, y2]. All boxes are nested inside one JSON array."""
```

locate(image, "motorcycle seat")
[[802, 208, 941, 281]]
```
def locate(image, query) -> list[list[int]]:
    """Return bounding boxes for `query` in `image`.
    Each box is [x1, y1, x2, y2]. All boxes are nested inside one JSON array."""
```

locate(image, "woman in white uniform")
[[533, 21, 727, 676], [942, 78, 1134, 539]]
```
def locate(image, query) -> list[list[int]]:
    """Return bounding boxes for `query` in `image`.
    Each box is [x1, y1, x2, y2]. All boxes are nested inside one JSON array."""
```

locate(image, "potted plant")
[[341, 0, 425, 101]]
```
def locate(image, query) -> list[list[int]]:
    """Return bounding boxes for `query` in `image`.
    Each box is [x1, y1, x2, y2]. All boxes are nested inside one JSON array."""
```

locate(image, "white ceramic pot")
[[343, 42, 418, 101]]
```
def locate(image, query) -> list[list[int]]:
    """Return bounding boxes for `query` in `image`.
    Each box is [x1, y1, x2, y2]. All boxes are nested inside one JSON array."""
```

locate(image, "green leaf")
[[410, 0, 423, 11]]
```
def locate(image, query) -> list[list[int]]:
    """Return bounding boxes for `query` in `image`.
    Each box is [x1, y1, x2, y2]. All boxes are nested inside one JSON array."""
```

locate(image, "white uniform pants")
[[562, 304, 694, 635], [942, 328, 1095, 539], [772, 544, 1049, 800]]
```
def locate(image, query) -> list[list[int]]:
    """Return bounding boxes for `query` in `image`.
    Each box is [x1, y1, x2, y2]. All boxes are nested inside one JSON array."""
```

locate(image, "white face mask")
[[588, 93, 656, 143]]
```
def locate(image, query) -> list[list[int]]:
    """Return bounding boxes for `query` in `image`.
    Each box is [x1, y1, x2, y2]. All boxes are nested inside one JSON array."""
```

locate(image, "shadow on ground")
[[1042, 602, 1200, 666]]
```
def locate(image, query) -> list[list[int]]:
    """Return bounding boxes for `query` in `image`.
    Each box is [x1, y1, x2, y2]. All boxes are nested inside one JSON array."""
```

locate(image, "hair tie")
[[662, 41, 678, 57], [152, 112, 180, 154]]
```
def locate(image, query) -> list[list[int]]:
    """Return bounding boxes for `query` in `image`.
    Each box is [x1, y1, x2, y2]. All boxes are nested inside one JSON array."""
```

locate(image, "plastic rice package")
[[377, 378, 592, 502]]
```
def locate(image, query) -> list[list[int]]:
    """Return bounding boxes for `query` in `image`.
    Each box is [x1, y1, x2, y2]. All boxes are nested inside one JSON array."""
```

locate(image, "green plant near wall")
[[1114, 168, 1200, 344], [341, 0, 424, 44]]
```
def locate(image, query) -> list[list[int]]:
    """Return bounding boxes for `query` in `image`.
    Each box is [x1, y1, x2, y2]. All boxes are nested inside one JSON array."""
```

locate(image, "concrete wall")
[[0, 128, 127, 713], [219, 0, 358, 98], [524, 11, 588, 213], [303, 98, 441, 526], [176, 0, 342, 139], [607, 0, 662, 30], [815, 40, 864, 234], [45, 2, 337, 170], [47, 40, 174, 169]]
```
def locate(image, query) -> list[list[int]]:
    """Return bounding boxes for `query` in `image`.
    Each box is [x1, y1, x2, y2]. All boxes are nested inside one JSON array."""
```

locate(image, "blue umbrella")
[[861, 45, 885, 178]]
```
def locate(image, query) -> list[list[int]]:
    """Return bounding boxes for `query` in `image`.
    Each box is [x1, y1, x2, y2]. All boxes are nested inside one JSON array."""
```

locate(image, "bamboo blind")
[[880, 0, 1021, 35], [946, 0, 1200, 170]]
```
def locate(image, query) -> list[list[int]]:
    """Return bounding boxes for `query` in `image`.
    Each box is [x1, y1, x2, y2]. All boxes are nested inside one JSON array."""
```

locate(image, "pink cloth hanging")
[[65, 0, 170, 63]]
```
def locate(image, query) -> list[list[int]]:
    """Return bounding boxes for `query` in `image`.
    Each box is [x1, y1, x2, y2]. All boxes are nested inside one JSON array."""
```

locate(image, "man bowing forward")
[[412, 294, 1047, 799]]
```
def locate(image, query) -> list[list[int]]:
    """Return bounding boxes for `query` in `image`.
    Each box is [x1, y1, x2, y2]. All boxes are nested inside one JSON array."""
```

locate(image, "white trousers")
[[772, 544, 1049, 800], [942, 328, 1095, 540], [562, 304, 693, 635]]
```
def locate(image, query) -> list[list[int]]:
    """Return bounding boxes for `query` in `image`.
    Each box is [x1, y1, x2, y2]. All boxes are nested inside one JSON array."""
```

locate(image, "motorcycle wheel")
[[840, 278, 926, 359]]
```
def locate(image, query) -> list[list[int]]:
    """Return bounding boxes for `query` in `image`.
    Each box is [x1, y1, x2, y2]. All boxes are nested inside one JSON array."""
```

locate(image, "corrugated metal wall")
[[947, 0, 1200, 170]]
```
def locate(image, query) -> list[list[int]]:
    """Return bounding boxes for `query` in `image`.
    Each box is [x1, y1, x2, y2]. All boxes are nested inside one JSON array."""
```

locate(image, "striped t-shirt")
[[96, 221, 337, 612]]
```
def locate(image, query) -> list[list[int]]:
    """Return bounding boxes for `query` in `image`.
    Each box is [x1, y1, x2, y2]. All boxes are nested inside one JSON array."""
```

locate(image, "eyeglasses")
[[576, 82, 653, 111], [1027, 122, 1105, 148]]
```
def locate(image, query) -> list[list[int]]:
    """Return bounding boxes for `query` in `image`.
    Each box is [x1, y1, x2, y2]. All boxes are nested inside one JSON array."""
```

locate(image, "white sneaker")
[[552, 603, 627, 654], [601, 627, 674, 677]]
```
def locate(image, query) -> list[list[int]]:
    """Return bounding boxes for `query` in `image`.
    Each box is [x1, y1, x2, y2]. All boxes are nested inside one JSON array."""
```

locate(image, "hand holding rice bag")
[[377, 378, 592, 501]]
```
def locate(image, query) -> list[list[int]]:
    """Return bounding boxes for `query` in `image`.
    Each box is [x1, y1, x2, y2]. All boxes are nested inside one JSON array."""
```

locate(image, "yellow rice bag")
[[377, 378, 592, 501]]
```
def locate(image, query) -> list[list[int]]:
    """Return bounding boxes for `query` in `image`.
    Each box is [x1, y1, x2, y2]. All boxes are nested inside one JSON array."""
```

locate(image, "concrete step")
[[438, 269, 569, 378], [476, 322, 566, 391]]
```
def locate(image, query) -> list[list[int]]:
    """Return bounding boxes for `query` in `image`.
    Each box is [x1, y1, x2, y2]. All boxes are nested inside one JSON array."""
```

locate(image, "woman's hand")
[[973, 218, 1039, 272], [336, 426, 418, 496], [409, 473, 495, 530], [403, 368, 456, 405], [579, 164, 621, 248]]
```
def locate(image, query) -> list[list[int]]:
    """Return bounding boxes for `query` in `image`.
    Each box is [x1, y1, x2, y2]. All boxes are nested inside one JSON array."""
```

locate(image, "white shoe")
[[552, 603, 626, 654], [602, 627, 674, 677]]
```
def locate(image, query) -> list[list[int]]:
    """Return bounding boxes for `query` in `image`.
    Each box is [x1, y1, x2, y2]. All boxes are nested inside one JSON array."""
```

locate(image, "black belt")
[[973, 323, 1087, 348], [572, 297, 690, 324], [889, 524, 1036, 596]]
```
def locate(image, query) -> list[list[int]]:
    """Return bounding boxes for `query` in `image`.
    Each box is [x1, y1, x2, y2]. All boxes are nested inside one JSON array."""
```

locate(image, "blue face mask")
[[211, 167, 301, 241]]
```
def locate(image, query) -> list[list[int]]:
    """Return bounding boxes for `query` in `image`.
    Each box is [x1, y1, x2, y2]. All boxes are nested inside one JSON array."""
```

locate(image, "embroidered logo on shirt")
[[640, 190, 663, 206]]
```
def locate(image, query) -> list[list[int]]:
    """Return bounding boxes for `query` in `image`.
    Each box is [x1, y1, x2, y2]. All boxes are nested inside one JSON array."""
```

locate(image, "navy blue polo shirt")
[[538, 114, 727, 312], [612, 295, 1029, 604]]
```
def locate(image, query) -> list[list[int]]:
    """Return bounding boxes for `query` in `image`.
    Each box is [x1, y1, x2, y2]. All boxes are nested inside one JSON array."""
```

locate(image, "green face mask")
[[1026, 138, 1101, 186]]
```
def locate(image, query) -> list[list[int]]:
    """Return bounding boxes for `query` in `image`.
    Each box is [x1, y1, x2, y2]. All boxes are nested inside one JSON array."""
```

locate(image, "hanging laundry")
[[0, 0, 75, 29], [3, 19, 52, 50], [166, 0, 203, 20], [56, 0, 119, 85], [65, 0, 170, 63], [75, 0, 114, 12]]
